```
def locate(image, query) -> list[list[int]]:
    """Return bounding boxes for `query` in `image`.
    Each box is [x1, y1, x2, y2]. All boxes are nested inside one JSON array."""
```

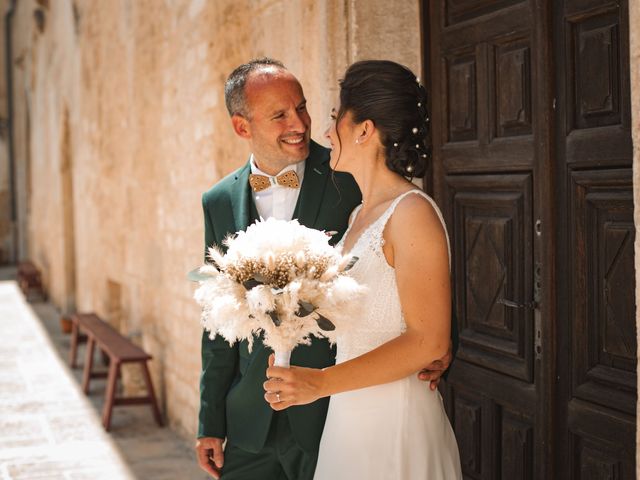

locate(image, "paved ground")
[[0, 268, 208, 480]]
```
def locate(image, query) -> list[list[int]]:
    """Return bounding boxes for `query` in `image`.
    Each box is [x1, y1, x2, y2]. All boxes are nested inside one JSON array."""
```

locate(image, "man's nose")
[[288, 111, 307, 132]]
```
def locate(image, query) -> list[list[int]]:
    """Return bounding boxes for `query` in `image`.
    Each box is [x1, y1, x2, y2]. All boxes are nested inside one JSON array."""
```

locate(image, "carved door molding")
[[424, 0, 636, 478]]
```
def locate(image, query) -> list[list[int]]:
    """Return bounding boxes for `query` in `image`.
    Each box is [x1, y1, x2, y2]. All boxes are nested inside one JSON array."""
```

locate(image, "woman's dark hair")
[[336, 60, 431, 177]]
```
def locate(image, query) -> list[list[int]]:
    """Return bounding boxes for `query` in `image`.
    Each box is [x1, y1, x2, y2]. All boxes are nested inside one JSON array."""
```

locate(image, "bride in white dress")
[[264, 60, 462, 479]]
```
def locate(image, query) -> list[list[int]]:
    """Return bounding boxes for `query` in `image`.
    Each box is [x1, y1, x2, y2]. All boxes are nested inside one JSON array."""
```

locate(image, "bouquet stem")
[[273, 350, 292, 368]]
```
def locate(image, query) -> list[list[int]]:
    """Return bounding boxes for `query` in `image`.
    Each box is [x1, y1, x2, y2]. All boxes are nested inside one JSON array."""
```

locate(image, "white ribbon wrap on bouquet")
[[274, 349, 292, 368]]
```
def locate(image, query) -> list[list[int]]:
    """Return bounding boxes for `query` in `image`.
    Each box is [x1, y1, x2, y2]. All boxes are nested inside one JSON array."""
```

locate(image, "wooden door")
[[426, 1, 553, 478], [425, 0, 635, 478], [554, 0, 636, 478]]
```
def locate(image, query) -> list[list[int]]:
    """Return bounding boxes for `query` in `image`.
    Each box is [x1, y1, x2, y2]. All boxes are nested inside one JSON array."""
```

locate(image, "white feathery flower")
[[207, 245, 225, 267], [193, 218, 365, 357], [328, 275, 366, 304], [246, 285, 275, 312], [319, 265, 339, 282]]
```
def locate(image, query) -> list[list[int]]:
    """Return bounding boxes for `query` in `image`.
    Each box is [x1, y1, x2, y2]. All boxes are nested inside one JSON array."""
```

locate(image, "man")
[[196, 58, 455, 480]]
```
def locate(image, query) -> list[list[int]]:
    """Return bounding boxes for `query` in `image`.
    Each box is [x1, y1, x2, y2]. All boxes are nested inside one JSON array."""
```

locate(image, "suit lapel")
[[293, 141, 330, 228], [231, 142, 330, 233], [229, 162, 256, 233]]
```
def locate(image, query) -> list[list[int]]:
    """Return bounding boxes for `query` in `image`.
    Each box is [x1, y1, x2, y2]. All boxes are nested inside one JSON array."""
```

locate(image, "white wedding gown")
[[314, 190, 462, 480]]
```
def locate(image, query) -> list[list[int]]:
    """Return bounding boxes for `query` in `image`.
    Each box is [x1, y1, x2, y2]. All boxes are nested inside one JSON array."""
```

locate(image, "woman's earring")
[[355, 139, 360, 144]]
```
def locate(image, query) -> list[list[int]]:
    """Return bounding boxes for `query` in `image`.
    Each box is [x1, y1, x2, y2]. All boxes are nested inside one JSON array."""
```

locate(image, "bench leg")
[[69, 321, 80, 368], [102, 361, 120, 431], [141, 362, 163, 427], [82, 337, 95, 394]]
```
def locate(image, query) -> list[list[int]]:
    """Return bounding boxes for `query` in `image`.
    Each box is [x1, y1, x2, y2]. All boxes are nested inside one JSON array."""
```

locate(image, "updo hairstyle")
[[336, 60, 431, 177]]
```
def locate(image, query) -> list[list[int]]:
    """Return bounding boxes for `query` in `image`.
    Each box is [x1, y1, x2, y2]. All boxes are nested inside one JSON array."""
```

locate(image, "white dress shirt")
[[250, 155, 305, 221]]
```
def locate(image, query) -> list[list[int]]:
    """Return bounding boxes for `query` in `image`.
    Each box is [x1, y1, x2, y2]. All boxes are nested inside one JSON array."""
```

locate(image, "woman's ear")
[[357, 119, 376, 144]]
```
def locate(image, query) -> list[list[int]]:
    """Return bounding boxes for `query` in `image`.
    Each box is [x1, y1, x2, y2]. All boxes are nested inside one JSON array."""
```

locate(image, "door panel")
[[570, 170, 635, 415], [427, 2, 546, 479], [444, 0, 526, 27], [556, 0, 636, 478], [563, 2, 632, 167], [426, 0, 636, 478], [438, 4, 536, 173], [446, 174, 534, 382]]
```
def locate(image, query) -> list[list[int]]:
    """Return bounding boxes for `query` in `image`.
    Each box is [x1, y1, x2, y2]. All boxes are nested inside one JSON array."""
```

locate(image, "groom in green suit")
[[196, 58, 455, 480]]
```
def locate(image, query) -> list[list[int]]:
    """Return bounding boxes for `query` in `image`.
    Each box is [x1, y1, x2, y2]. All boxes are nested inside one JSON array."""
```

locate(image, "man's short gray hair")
[[224, 57, 286, 117]]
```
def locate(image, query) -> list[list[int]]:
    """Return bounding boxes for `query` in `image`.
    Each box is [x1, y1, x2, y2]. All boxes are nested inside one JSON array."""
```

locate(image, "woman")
[[263, 60, 462, 479]]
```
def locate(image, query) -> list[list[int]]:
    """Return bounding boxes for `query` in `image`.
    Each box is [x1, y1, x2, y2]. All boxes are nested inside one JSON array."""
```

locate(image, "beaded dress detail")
[[333, 190, 451, 364]]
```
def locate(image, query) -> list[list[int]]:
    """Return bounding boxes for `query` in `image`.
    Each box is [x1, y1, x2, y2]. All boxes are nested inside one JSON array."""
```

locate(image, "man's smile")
[[281, 135, 306, 145]]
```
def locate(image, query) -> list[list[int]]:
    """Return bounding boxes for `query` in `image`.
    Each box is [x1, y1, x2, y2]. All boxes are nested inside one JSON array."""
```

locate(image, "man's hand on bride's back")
[[417, 342, 452, 390]]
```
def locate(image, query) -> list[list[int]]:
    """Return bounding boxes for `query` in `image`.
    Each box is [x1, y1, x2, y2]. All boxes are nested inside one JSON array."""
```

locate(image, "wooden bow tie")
[[249, 170, 300, 192]]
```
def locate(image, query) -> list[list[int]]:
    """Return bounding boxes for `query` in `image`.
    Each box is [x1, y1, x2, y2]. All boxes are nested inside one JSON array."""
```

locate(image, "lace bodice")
[[335, 190, 450, 363]]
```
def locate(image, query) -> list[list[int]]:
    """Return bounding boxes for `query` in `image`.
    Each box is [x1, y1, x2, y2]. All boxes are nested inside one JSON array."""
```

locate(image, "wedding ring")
[[276, 392, 281, 402]]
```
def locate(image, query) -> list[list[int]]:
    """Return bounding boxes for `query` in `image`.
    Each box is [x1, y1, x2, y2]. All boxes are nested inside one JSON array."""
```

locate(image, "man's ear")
[[231, 114, 251, 139]]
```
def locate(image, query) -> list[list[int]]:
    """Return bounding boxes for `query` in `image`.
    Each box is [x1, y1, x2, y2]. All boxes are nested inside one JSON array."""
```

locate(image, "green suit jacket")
[[197, 140, 460, 455], [198, 141, 362, 454]]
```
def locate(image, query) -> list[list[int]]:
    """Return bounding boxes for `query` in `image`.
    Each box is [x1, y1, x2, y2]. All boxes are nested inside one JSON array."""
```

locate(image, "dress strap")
[[375, 190, 451, 270], [339, 203, 364, 247]]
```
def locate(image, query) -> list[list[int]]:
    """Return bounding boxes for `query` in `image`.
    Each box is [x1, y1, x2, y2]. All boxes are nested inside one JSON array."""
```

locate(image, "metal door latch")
[[497, 298, 538, 309], [497, 262, 542, 310]]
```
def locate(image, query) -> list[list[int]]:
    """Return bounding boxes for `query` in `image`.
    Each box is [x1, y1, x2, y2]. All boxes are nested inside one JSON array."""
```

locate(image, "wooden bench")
[[69, 313, 163, 431], [17, 261, 46, 300], [68, 315, 88, 368]]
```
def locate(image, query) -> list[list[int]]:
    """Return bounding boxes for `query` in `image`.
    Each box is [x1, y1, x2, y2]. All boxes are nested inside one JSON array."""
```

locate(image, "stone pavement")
[[0, 271, 209, 480]]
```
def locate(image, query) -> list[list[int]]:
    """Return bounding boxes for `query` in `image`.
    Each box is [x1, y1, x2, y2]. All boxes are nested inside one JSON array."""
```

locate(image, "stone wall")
[[6, 0, 422, 438], [11, 0, 637, 456], [0, 0, 13, 263]]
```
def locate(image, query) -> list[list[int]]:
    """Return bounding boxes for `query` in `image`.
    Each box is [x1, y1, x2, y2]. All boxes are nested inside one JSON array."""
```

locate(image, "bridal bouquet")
[[190, 218, 365, 367]]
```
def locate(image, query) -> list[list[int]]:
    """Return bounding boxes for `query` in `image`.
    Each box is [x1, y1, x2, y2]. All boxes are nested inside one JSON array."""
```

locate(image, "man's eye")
[[297, 105, 307, 112], [273, 113, 285, 120]]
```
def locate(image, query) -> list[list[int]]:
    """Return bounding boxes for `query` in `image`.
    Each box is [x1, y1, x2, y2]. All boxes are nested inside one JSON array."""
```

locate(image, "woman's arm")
[[264, 194, 451, 409]]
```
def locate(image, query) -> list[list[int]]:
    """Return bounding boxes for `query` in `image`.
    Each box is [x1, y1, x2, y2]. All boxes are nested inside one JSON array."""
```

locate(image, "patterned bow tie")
[[249, 170, 300, 192]]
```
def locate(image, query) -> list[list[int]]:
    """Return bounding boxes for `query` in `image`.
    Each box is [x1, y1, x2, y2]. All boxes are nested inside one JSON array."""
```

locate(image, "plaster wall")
[[9, 0, 422, 438], [0, 0, 11, 263]]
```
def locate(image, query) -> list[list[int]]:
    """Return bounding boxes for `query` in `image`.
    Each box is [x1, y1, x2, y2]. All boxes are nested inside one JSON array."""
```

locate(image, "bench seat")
[[69, 313, 163, 431]]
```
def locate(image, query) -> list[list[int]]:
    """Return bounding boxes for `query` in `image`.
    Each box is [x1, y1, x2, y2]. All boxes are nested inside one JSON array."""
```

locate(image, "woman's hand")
[[263, 354, 326, 410]]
